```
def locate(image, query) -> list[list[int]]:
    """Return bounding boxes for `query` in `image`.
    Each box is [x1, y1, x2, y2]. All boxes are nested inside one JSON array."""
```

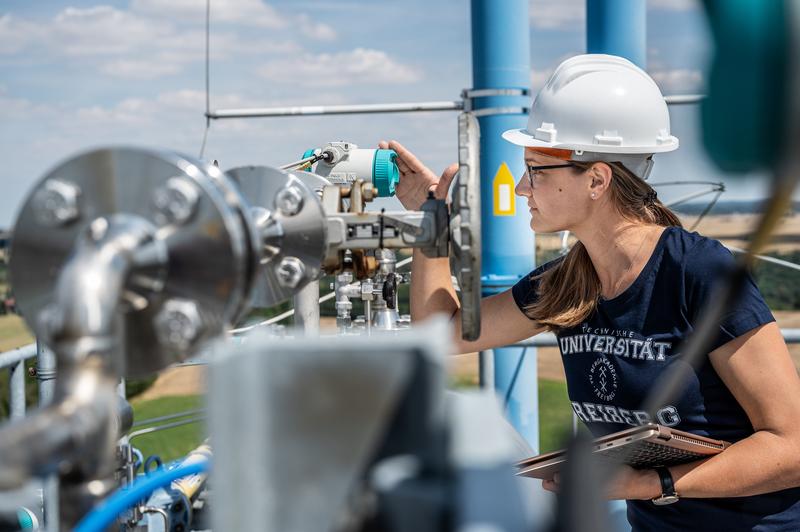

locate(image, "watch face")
[[652, 494, 680, 506]]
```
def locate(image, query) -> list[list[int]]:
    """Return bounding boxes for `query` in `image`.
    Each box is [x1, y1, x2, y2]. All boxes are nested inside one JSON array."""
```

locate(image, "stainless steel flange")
[[10, 147, 258, 376], [226, 166, 328, 308]]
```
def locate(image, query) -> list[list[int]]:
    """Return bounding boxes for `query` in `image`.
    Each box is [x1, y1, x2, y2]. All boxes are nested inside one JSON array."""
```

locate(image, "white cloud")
[[102, 60, 182, 80], [650, 68, 704, 93], [132, 0, 285, 28], [648, 0, 699, 12], [0, 14, 44, 55], [258, 48, 422, 87], [529, 0, 585, 30], [52, 6, 173, 56]]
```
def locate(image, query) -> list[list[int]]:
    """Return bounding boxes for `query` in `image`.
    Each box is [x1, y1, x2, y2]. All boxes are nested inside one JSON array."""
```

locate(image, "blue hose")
[[73, 460, 211, 532]]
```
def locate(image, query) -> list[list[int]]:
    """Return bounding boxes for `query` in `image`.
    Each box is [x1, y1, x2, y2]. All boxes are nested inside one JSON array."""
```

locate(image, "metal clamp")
[[461, 87, 530, 117]]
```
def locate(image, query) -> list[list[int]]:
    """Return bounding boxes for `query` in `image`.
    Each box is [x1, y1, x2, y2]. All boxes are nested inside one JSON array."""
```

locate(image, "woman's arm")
[[599, 322, 800, 500], [410, 248, 545, 353], [385, 138, 545, 352]]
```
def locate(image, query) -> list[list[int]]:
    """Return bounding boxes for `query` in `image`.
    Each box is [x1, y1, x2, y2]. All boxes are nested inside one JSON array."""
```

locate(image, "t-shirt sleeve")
[[684, 238, 775, 353], [511, 257, 564, 314]]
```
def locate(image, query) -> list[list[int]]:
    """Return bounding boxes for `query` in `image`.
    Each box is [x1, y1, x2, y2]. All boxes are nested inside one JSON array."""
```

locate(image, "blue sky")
[[0, 0, 770, 228]]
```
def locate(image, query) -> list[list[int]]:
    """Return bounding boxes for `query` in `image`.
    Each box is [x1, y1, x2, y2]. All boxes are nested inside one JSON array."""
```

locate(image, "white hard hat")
[[503, 54, 678, 178]]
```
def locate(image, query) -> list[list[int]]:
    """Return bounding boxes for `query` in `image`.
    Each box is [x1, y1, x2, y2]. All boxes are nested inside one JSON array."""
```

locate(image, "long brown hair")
[[525, 161, 682, 331]]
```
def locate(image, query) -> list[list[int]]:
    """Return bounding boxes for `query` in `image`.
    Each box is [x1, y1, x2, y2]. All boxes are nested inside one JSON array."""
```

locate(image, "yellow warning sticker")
[[493, 162, 516, 216]]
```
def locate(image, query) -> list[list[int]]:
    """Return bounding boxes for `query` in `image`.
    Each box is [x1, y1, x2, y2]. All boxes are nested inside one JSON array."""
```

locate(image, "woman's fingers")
[[434, 163, 459, 199], [542, 479, 558, 492], [378, 140, 389, 150], [388, 140, 429, 174]]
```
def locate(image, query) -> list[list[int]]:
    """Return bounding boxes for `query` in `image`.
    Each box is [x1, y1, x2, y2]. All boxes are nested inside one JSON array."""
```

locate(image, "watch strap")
[[652, 466, 679, 505]]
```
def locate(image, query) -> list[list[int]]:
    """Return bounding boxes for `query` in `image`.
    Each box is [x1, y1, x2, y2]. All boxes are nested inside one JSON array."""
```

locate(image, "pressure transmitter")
[[301, 142, 400, 197]]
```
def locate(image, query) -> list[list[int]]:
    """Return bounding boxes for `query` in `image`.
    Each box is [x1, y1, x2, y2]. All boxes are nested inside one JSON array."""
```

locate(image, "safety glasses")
[[525, 163, 575, 188]]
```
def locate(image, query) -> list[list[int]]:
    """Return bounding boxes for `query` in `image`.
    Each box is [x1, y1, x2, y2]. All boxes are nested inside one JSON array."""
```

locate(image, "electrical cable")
[[73, 460, 211, 532], [280, 153, 323, 171]]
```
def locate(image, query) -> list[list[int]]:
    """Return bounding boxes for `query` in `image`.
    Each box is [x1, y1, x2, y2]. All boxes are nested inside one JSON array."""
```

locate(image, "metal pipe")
[[473, 0, 538, 450], [0, 215, 166, 531], [132, 408, 205, 428], [36, 341, 58, 532], [36, 342, 56, 406], [293, 281, 320, 336], [128, 416, 205, 441], [142, 507, 170, 530], [0, 344, 36, 369], [8, 361, 25, 420], [208, 100, 463, 119], [587, 0, 647, 68]]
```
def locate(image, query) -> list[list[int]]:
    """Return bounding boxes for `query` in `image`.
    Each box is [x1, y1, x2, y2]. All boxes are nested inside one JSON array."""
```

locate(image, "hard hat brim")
[[501, 128, 679, 154]]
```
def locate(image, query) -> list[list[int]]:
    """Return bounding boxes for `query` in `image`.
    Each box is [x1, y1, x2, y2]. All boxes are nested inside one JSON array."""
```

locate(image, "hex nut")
[[276, 256, 306, 288], [154, 299, 205, 352], [153, 177, 200, 225], [275, 185, 304, 216], [33, 179, 81, 227]]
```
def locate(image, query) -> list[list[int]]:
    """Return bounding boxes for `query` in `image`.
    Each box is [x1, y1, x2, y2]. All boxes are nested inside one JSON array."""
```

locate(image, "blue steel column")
[[471, 0, 538, 450], [587, 2, 646, 529], [587, 0, 646, 68]]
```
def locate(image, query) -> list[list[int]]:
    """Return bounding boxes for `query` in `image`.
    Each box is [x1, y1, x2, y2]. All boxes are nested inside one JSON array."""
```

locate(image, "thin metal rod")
[[208, 95, 702, 121], [128, 417, 204, 441], [729, 247, 800, 272], [650, 180, 725, 187], [132, 408, 204, 428], [663, 94, 706, 105], [665, 187, 722, 207], [208, 101, 463, 119], [294, 281, 320, 335], [9, 360, 25, 420], [36, 341, 58, 532]]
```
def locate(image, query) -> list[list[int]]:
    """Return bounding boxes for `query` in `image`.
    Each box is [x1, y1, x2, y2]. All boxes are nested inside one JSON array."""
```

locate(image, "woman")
[[380, 55, 800, 530]]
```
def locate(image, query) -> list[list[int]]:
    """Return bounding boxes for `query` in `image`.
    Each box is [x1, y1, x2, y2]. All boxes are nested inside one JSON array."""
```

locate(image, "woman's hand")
[[542, 465, 660, 500], [378, 139, 458, 211]]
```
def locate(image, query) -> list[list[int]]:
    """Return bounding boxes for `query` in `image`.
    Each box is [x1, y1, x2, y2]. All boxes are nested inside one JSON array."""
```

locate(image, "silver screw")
[[33, 179, 81, 227], [153, 177, 200, 225], [154, 299, 205, 351], [275, 185, 303, 216], [276, 256, 305, 288]]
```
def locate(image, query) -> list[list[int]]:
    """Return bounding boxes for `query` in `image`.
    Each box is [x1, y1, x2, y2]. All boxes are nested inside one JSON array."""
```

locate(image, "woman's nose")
[[515, 175, 531, 197]]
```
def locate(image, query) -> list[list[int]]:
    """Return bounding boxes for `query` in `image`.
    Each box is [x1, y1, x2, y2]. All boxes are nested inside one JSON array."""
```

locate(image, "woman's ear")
[[588, 162, 612, 199]]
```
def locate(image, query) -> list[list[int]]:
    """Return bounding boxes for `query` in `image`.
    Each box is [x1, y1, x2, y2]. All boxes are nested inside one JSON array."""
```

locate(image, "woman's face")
[[515, 148, 592, 233]]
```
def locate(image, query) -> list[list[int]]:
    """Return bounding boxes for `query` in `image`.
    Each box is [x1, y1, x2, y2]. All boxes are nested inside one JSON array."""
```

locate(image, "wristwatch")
[[651, 466, 679, 506]]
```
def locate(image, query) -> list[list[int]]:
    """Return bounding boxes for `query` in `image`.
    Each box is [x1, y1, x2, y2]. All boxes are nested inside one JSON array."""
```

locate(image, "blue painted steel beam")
[[587, 0, 647, 68], [471, 0, 538, 450]]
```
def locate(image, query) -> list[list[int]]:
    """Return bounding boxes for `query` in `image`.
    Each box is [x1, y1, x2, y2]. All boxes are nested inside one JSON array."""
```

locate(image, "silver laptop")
[[515, 423, 730, 479]]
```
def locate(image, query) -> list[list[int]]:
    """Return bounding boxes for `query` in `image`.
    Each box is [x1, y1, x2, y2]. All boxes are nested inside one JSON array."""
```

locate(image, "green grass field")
[[130, 395, 205, 464], [0, 314, 33, 352], [129, 379, 574, 464]]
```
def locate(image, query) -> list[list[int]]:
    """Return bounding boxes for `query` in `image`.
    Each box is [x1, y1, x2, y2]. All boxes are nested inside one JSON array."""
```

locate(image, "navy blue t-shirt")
[[512, 226, 800, 531]]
